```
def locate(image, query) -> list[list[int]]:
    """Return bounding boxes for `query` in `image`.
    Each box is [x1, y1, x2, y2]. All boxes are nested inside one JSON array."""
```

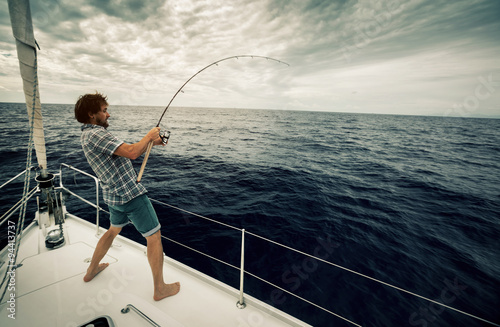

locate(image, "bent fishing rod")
[[136, 55, 289, 182]]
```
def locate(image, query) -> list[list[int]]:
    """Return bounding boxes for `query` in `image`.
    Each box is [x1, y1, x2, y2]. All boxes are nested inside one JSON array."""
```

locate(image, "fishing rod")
[[136, 55, 289, 182]]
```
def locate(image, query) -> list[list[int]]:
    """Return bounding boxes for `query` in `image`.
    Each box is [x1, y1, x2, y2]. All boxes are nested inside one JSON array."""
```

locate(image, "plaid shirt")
[[80, 124, 147, 205]]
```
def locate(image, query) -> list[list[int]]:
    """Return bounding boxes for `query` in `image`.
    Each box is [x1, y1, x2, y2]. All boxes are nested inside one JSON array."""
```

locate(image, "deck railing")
[[0, 165, 104, 234], [59, 163, 107, 236], [2, 165, 498, 327], [60, 165, 499, 327], [150, 198, 361, 326], [57, 165, 361, 325]]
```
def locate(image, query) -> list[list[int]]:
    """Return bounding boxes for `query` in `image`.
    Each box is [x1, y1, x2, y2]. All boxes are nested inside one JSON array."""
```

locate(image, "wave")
[[1, 103, 499, 326]]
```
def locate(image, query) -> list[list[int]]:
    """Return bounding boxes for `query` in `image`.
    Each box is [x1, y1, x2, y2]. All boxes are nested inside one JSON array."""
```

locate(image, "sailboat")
[[2, 1, 499, 327], [0, 1, 312, 326], [0, 1, 318, 326]]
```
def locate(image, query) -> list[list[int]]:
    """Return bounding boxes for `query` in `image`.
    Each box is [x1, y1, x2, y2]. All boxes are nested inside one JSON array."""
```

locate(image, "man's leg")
[[146, 230, 180, 301], [83, 226, 122, 282]]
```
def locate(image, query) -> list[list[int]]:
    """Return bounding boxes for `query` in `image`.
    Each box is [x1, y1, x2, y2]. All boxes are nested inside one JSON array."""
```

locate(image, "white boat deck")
[[0, 213, 311, 327]]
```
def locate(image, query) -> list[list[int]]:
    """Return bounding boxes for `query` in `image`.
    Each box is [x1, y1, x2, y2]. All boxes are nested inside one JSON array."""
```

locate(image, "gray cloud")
[[89, 0, 165, 22], [1, 0, 499, 117]]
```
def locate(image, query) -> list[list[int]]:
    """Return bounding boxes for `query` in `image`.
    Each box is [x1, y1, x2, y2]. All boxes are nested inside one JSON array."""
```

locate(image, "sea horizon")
[[1, 101, 499, 120]]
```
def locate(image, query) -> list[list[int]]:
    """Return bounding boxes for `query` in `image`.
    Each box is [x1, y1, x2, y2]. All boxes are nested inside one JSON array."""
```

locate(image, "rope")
[[0, 50, 39, 302]]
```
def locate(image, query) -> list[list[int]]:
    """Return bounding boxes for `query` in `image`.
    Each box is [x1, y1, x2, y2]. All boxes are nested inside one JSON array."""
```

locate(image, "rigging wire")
[[0, 50, 39, 303]]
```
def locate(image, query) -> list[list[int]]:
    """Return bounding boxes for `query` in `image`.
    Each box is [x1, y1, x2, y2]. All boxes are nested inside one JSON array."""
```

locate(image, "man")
[[75, 92, 180, 301]]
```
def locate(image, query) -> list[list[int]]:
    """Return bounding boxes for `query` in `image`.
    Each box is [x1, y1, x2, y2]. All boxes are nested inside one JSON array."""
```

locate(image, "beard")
[[96, 117, 109, 129]]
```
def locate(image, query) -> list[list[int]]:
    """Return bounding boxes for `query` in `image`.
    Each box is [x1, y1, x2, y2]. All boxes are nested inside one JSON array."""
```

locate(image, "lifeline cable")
[[151, 197, 500, 327], [136, 55, 289, 182]]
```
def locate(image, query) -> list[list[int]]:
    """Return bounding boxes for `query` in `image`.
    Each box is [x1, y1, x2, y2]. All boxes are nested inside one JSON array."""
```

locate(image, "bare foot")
[[83, 263, 109, 282], [154, 282, 181, 301]]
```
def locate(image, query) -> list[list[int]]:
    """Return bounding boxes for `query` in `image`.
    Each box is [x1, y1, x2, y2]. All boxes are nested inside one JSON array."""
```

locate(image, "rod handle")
[[136, 141, 154, 183]]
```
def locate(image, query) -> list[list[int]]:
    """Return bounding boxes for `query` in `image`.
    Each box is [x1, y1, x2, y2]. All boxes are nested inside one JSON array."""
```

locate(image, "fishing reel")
[[159, 130, 171, 145]]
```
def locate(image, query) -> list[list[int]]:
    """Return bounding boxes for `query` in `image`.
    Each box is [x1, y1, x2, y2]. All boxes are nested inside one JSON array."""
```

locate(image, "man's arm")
[[114, 127, 163, 160]]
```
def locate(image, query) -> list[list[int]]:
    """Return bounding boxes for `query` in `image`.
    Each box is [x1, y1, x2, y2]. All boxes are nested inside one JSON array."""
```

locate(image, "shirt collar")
[[81, 124, 103, 131]]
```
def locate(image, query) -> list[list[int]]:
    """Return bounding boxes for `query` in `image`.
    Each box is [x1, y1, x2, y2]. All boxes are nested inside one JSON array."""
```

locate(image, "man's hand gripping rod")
[[136, 130, 169, 182], [135, 55, 289, 183]]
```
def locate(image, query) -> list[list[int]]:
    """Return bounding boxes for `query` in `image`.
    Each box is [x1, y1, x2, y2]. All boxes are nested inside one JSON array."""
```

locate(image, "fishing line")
[[155, 55, 289, 128], [137, 55, 289, 182]]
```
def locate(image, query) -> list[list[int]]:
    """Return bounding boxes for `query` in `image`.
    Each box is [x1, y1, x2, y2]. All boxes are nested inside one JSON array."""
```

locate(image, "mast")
[[8, 0, 48, 175]]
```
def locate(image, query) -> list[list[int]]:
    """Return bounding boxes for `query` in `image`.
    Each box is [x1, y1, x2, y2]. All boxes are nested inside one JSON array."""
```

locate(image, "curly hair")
[[74, 92, 108, 123]]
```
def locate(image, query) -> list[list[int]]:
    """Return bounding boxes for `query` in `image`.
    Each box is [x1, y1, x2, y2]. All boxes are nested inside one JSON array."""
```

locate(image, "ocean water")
[[0, 102, 499, 327]]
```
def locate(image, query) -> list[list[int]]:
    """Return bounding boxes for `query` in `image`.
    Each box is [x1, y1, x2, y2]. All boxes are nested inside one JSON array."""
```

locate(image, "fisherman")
[[74, 92, 180, 301]]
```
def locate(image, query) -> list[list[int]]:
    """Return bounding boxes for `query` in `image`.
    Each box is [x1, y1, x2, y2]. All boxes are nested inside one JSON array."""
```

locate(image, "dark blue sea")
[[1, 102, 499, 327]]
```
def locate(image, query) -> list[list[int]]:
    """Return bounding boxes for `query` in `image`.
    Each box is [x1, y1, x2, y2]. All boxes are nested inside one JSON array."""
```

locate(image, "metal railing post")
[[59, 163, 101, 236], [95, 179, 100, 236], [236, 228, 246, 309]]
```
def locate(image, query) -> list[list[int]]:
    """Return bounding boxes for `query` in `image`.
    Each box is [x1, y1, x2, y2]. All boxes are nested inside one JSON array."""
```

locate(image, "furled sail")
[[8, 0, 47, 171]]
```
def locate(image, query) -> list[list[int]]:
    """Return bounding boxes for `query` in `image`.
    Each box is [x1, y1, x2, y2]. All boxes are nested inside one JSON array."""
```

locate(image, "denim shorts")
[[108, 194, 161, 237]]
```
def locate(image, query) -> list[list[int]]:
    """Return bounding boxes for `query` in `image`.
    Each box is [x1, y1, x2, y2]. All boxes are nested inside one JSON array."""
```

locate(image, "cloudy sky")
[[1, 0, 499, 117]]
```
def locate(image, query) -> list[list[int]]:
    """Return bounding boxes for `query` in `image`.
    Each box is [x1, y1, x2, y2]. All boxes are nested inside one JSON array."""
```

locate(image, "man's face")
[[92, 104, 110, 129]]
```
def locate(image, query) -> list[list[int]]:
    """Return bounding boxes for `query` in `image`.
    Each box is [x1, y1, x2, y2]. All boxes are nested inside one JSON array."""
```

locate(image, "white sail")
[[8, 0, 47, 171]]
